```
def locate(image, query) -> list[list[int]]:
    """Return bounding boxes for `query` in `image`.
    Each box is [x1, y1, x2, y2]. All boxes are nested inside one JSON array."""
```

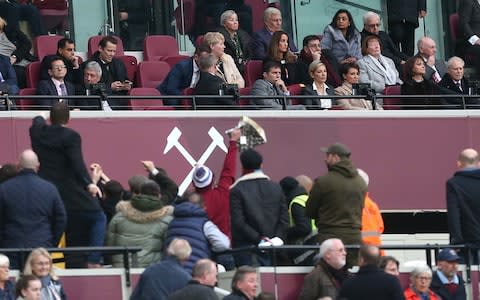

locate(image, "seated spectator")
[[360, 11, 408, 72], [0, 54, 19, 109], [14, 275, 41, 300], [298, 238, 348, 300], [83, 36, 131, 109], [430, 248, 466, 300], [379, 256, 400, 277], [0, 163, 18, 183], [168, 259, 218, 300], [404, 265, 441, 300], [107, 180, 174, 268], [77, 61, 109, 110], [416, 37, 447, 83], [296, 35, 342, 88], [250, 60, 305, 110], [249, 7, 297, 60], [131, 239, 192, 300], [218, 10, 250, 75], [157, 45, 211, 106], [223, 266, 258, 300], [203, 32, 245, 88], [23, 248, 67, 300], [141, 160, 179, 205], [357, 35, 402, 94], [0, 1, 45, 37], [165, 192, 230, 274], [0, 254, 15, 300], [459, 0, 480, 79], [279, 176, 317, 265], [0, 17, 35, 89], [321, 9, 362, 65], [439, 56, 480, 108], [301, 60, 335, 109], [335, 62, 381, 110], [264, 30, 299, 85], [40, 38, 82, 88], [37, 56, 76, 108], [194, 54, 234, 108], [118, 0, 151, 50], [401, 55, 449, 109]]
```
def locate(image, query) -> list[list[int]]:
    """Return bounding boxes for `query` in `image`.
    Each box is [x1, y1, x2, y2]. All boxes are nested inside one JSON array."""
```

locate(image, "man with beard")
[[430, 248, 466, 300]]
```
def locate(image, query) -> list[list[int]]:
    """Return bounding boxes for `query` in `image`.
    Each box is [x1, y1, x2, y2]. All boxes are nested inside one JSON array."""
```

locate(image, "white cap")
[[192, 165, 213, 188]]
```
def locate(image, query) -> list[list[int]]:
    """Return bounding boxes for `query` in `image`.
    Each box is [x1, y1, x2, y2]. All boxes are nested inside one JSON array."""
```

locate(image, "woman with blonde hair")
[[301, 60, 335, 109], [203, 31, 245, 88], [23, 248, 67, 300]]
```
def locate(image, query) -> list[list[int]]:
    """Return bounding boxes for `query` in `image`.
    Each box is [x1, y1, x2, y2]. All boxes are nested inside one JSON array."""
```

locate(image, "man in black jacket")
[[230, 149, 288, 266], [168, 259, 218, 300], [29, 102, 106, 268], [338, 245, 404, 300], [430, 248, 466, 300], [40, 38, 82, 87], [0, 149, 66, 269]]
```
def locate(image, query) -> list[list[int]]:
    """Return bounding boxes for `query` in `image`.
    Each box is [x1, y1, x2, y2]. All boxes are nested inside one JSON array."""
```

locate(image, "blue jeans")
[[66, 210, 106, 268]]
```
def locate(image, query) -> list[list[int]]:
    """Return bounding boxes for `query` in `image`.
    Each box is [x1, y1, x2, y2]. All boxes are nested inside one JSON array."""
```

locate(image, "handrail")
[[333, 0, 382, 14]]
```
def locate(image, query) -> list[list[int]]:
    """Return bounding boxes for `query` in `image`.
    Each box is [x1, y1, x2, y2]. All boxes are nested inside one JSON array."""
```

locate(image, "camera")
[[219, 83, 240, 99], [352, 83, 376, 100], [87, 83, 108, 99]]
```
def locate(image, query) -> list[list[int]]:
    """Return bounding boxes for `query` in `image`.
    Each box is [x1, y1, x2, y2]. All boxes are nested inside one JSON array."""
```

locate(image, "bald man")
[[416, 37, 447, 83], [168, 259, 218, 300], [446, 148, 480, 249], [0, 149, 66, 268]]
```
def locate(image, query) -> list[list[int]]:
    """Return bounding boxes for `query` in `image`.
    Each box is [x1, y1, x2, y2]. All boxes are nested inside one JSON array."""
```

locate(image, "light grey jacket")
[[357, 55, 402, 93], [320, 25, 362, 63]]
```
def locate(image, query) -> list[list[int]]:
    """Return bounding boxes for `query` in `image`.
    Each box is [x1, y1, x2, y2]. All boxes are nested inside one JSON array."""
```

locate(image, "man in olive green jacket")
[[306, 143, 367, 268]]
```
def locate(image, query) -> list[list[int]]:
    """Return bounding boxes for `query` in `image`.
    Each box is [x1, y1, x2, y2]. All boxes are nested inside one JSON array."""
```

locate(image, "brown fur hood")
[[115, 201, 174, 223]]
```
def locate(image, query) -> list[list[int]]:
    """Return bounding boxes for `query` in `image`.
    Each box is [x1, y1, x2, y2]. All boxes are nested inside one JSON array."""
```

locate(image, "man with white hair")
[[416, 36, 447, 83], [249, 7, 297, 60], [298, 238, 348, 300], [0, 149, 67, 268], [360, 11, 409, 70]]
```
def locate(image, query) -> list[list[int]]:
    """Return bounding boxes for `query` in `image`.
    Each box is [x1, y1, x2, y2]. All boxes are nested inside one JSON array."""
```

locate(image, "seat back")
[[383, 85, 402, 110], [117, 55, 138, 82], [38, 8, 68, 32], [26, 62, 42, 88], [87, 35, 125, 58], [34, 35, 64, 60], [128, 87, 173, 110], [136, 61, 171, 88], [243, 0, 280, 33], [143, 35, 179, 61], [244, 60, 263, 87], [18, 88, 37, 110], [162, 55, 190, 68], [239, 87, 252, 107], [288, 84, 304, 105], [449, 13, 459, 41], [181, 87, 195, 109]]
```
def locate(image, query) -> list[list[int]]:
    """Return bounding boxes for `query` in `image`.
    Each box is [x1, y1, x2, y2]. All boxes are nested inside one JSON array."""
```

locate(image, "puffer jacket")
[[107, 195, 173, 267]]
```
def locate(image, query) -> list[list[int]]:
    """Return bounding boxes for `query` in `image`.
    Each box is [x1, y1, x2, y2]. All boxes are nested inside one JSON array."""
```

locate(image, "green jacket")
[[305, 159, 366, 233], [107, 195, 173, 268]]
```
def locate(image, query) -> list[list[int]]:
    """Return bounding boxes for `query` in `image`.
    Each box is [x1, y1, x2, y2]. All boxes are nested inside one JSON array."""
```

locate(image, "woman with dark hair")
[[335, 62, 381, 110], [321, 9, 362, 65], [264, 31, 299, 85], [15, 275, 41, 300], [401, 55, 448, 109]]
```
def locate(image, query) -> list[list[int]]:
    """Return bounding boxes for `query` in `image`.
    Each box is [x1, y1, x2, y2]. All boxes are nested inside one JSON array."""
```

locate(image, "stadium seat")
[[18, 88, 38, 110], [383, 85, 402, 110], [87, 35, 125, 58], [136, 61, 171, 88], [244, 60, 263, 87], [162, 55, 190, 68], [143, 35, 180, 61], [244, 0, 280, 33], [181, 87, 195, 109], [117, 55, 138, 83], [30, 0, 68, 34], [195, 35, 204, 47], [128, 88, 174, 110], [34, 35, 64, 60], [26, 61, 41, 89], [288, 84, 304, 105], [239, 87, 252, 107]]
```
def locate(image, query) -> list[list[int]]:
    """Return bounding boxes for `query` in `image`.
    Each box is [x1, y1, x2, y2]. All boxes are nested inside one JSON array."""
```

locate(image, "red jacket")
[[404, 287, 441, 300], [197, 140, 237, 238]]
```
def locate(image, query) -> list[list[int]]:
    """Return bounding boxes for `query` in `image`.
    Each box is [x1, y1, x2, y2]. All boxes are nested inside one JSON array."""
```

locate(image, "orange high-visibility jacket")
[[361, 193, 384, 247]]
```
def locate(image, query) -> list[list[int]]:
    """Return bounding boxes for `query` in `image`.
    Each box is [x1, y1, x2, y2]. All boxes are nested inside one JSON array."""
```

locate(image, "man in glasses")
[[40, 38, 82, 87], [360, 11, 409, 72], [37, 56, 76, 108]]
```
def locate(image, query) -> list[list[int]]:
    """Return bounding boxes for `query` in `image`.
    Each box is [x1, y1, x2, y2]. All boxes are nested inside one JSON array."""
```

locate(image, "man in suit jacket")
[[249, 7, 297, 60], [29, 102, 106, 268], [361, 11, 409, 71], [387, 0, 426, 56], [194, 54, 233, 109], [439, 56, 480, 108], [417, 36, 447, 83], [251, 60, 304, 110], [459, 0, 480, 77], [40, 38, 82, 87], [158, 45, 211, 106], [37, 56, 76, 108]]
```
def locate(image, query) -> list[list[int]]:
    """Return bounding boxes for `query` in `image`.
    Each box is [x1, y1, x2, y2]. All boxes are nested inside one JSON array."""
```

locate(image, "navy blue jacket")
[[158, 58, 194, 96], [36, 79, 76, 108], [0, 169, 67, 248], [130, 256, 191, 300], [166, 202, 210, 273], [430, 270, 466, 300], [0, 54, 19, 95]]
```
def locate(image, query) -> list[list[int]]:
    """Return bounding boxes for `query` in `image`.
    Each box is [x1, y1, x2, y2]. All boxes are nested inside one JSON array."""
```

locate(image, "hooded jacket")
[[306, 159, 366, 233], [446, 168, 480, 245], [106, 195, 173, 267]]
